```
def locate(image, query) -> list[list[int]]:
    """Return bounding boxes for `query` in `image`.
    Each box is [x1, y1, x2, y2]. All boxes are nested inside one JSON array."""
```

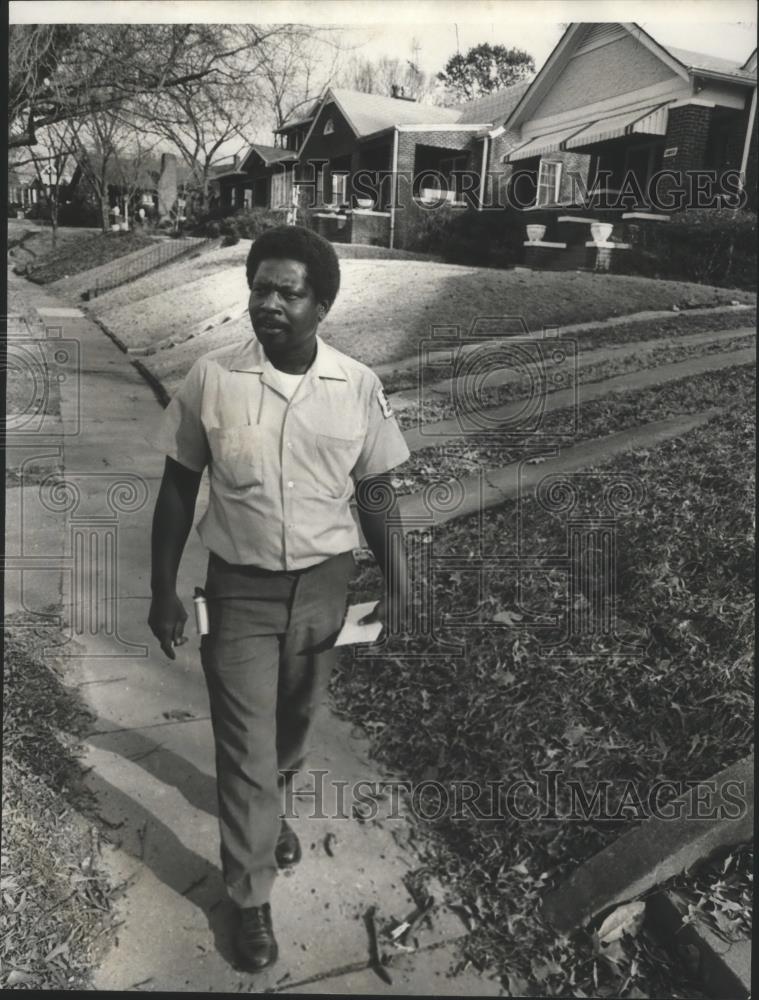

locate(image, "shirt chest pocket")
[[314, 430, 364, 498], [208, 425, 263, 489]]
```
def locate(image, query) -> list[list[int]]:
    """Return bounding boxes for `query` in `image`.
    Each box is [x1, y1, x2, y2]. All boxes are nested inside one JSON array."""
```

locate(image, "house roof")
[[666, 45, 758, 81], [324, 88, 462, 137], [454, 80, 533, 125], [243, 144, 298, 167], [502, 22, 756, 132], [276, 101, 320, 130]]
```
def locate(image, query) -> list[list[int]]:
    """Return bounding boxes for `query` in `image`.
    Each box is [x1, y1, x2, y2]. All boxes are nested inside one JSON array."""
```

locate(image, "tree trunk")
[[100, 195, 109, 233], [50, 199, 58, 249]]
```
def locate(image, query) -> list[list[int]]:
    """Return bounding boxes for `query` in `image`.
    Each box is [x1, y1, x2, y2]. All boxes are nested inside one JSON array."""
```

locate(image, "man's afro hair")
[[246, 225, 341, 309]]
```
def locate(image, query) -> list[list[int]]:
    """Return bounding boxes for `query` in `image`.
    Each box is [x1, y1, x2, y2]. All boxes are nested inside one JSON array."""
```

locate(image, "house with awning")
[[486, 22, 756, 267]]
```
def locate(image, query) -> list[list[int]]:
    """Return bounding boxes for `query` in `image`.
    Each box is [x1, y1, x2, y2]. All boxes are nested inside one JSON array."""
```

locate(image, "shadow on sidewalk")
[[86, 717, 218, 818], [87, 770, 241, 970]]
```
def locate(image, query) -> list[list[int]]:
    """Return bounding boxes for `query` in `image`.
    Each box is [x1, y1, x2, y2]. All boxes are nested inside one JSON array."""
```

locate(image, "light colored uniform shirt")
[[150, 335, 410, 570]]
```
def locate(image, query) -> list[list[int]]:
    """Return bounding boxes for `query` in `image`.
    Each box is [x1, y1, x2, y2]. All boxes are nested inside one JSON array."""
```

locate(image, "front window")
[[439, 155, 469, 200], [323, 117, 335, 136], [271, 169, 293, 209], [331, 172, 348, 206], [536, 160, 562, 206], [243, 187, 253, 210]]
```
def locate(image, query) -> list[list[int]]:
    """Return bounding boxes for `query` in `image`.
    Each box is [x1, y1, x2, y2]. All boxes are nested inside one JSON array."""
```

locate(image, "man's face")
[[248, 258, 323, 362]]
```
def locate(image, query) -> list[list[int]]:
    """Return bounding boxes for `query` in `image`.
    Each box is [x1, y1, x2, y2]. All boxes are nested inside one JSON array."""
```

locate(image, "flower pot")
[[526, 224, 546, 243], [590, 222, 613, 244], [355, 197, 374, 209]]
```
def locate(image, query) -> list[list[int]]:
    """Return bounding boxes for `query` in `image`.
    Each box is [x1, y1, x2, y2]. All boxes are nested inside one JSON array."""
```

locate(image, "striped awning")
[[564, 104, 669, 150], [506, 122, 592, 162]]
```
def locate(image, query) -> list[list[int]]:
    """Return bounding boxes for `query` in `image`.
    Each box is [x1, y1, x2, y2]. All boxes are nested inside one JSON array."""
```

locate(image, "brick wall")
[[658, 103, 714, 209], [534, 34, 675, 118], [393, 129, 480, 249]]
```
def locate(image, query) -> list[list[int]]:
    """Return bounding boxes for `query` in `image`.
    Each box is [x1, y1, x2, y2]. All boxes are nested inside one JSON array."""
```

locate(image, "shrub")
[[192, 208, 286, 240], [627, 208, 756, 291], [220, 220, 240, 246], [403, 204, 524, 268]]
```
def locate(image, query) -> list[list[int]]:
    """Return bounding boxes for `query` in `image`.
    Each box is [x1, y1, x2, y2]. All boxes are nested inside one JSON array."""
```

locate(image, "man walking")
[[147, 226, 410, 971]]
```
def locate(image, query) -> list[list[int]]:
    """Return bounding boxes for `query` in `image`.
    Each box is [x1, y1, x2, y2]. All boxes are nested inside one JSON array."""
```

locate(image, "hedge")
[[190, 208, 287, 240], [626, 208, 757, 291], [402, 205, 525, 268]]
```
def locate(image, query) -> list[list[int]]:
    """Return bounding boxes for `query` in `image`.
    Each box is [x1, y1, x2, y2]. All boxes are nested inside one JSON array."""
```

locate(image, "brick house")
[[487, 22, 757, 267], [290, 86, 526, 249], [213, 144, 299, 213]]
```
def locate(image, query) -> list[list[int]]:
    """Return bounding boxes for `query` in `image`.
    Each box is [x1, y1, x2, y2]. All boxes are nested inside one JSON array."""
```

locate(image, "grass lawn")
[[20, 230, 156, 284], [7, 223, 102, 266], [134, 262, 754, 397], [393, 331, 755, 439], [2, 622, 117, 989], [333, 381, 754, 997]]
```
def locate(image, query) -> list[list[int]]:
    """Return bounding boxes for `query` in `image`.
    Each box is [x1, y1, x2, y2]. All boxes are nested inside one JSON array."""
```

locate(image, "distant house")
[[213, 145, 299, 213], [8, 157, 82, 218]]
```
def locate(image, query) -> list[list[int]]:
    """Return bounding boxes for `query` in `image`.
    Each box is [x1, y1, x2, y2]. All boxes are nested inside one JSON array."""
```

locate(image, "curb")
[[372, 303, 755, 378], [646, 890, 750, 1000]]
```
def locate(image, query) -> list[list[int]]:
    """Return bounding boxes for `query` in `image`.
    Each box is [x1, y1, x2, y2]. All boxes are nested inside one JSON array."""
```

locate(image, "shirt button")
[[286, 441, 292, 449], [287, 480, 294, 488]]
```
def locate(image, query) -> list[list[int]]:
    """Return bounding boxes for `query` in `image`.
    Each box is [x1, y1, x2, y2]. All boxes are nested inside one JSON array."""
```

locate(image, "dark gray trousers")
[[200, 550, 354, 907]]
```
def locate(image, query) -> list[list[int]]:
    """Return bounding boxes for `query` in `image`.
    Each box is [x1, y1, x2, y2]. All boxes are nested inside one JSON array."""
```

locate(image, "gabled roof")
[[454, 80, 532, 125], [502, 22, 756, 131], [241, 144, 298, 169], [276, 101, 320, 130], [667, 45, 758, 81], [317, 88, 462, 138]]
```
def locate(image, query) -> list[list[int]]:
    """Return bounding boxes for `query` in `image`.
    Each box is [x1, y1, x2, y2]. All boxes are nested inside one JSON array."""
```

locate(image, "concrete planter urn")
[[526, 224, 546, 242], [355, 197, 374, 209], [590, 222, 613, 244]]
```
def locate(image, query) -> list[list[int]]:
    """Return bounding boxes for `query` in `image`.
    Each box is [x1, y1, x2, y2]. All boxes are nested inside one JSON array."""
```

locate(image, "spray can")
[[193, 586, 209, 636]]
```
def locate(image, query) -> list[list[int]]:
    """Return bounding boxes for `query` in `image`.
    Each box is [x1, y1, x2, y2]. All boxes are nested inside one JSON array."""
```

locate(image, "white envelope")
[[334, 601, 382, 646]]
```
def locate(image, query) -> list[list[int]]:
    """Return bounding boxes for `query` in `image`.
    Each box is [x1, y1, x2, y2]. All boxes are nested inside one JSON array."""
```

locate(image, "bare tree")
[[74, 110, 127, 233], [111, 134, 163, 229], [8, 23, 305, 151], [132, 78, 256, 212], [336, 46, 438, 102], [27, 119, 81, 248], [249, 28, 344, 130]]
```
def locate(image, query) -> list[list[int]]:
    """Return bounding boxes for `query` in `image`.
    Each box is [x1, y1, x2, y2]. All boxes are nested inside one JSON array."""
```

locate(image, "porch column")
[[656, 102, 714, 210]]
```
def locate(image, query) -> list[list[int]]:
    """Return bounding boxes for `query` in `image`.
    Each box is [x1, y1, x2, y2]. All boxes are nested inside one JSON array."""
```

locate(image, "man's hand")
[[148, 589, 189, 660], [358, 590, 411, 635]]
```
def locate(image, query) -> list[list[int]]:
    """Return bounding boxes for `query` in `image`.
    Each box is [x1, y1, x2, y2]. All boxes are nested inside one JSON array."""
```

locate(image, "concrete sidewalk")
[[5, 274, 503, 995]]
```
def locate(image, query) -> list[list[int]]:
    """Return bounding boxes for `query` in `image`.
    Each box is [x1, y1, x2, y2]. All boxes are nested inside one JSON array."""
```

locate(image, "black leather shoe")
[[275, 820, 302, 868], [234, 903, 278, 971]]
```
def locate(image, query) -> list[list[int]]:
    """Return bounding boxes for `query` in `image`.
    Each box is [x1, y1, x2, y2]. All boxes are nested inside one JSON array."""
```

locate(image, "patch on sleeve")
[[376, 386, 394, 419]]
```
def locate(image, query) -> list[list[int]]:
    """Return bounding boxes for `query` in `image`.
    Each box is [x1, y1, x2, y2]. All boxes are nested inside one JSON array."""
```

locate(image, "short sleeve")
[[351, 375, 410, 482], [148, 359, 210, 472]]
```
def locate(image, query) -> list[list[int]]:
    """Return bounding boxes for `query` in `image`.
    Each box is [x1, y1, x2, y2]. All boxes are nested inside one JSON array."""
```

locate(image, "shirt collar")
[[228, 335, 348, 382]]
